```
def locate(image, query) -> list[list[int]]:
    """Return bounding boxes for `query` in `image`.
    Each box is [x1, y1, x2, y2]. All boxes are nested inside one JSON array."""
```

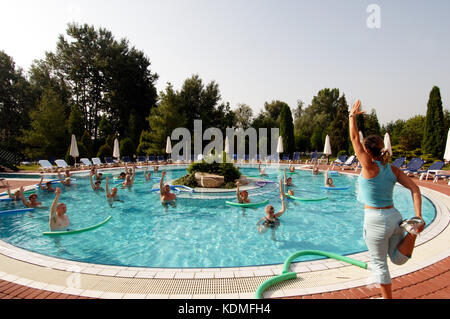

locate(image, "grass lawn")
[[17, 164, 41, 171]]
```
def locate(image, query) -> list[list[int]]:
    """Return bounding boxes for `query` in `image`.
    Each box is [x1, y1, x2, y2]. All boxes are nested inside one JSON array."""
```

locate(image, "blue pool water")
[[0, 166, 436, 268]]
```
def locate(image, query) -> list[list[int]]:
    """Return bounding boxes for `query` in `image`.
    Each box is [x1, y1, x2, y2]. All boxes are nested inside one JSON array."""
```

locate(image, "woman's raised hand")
[[350, 100, 365, 117]]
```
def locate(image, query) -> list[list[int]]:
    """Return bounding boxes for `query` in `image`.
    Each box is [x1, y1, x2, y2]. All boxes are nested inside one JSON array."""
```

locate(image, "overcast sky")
[[1, 0, 449, 124]]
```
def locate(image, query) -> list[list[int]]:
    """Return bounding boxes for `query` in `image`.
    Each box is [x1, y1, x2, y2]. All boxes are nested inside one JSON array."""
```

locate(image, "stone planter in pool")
[[194, 172, 224, 188]]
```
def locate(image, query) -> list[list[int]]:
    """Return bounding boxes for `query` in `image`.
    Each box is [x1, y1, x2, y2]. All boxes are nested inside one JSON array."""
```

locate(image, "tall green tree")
[[422, 86, 446, 158], [329, 95, 349, 155], [398, 115, 425, 151], [234, 103, 253, 129], [0, 51, 35, 153], [364, 109, 381, 136], [279, 104, 295, 156], [18, 87, 69, 159], [41, 23, 158, 142], [67, 106, 85, 138], [137, 83, 186, 155], [294, 88, 340, 152], [264, 100, 289, 124], [381, 119, 405, 146]]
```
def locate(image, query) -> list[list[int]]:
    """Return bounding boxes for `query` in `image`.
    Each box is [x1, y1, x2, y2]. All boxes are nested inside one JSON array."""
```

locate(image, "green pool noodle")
[[255, 250, 367, 299], [43, 216, 112, 236], [282, 250, 367, 274], [225, 199, 269, 208], [285, 194, 328, 202], [254, 272, 297, 300]]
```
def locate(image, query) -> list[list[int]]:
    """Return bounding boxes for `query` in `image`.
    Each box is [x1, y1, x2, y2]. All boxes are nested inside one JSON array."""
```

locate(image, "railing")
[[0, 147, 23, 171]]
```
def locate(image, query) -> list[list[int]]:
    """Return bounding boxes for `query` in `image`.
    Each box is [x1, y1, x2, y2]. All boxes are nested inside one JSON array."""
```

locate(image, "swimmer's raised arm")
[[105, 176, 110, 198], [57, 169, 63, 183], [236, 181, 242, 203], [160, 171, 166, 196], [89, 172, 96, 191], [39, 176, 45, 190], [131, 163, 136, 183], [6, 184, 13, 199], [49, 187, 61, 223], [274, 178, 286, 218], [18, 186, 30, 207], [274, 196, 286, 218], [279, 177, 284, 196]]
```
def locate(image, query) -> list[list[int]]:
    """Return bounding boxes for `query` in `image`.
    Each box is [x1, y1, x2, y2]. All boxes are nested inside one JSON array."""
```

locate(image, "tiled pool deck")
[[0, 163, 448, 299]]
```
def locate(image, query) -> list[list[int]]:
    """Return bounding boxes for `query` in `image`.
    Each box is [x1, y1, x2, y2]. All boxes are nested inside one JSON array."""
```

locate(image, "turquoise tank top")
[[357, 161, 397, 207]]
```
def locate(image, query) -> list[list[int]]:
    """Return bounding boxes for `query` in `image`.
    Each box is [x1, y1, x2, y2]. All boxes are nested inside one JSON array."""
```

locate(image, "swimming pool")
[[0, 166, 436, 268]]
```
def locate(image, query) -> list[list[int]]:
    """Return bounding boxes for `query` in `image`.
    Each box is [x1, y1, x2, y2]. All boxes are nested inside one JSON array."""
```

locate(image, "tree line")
[[0, 23, 448, 164]]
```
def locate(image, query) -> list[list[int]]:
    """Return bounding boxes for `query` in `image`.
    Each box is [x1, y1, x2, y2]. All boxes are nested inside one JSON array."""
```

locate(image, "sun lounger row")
[[38, 156, 169, 171]]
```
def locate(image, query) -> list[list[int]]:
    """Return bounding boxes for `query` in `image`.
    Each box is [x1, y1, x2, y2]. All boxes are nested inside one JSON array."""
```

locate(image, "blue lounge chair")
[[148, 156, 156, 163], [282, 155, 290, 162], [38, 160, 55, 172], [122, 156, 131, 164], [80, 158, 93, 169], [307, 151, 319, 164], [136, 156, 147, 165], [104, 157, 116, 167], [333, 155, 348, 165], [55, 159, 71, 169], [433, 172, 450, 183], [401, 158, 425, 176], [353, 158, 362, 172], [157, 155, 165, 162], [92, 157, 105, 167], [293, 152, 301, 163], [417, 161, 445, 180], [391, 157, 406, 168], [336, 155, 357, 170]]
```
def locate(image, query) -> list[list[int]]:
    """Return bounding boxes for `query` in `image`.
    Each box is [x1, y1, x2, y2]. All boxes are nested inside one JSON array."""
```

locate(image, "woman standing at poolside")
[[349, 100, 425, 299]]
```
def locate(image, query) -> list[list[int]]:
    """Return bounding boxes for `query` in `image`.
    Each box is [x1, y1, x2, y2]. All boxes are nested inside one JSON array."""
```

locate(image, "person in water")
[[117, 172, 127, 180], [49, 187, 70, 231], [257, 178, 286, 231], [350, 100, 425, 299], [236, 181, 250, 203], [17, 187, 41, 208], [159, 171, 176, 206], [5, 183, 21, 201], [89, 172, 103, 191], [324, 169, 335, 187], [258, 162, 267, 176], [144, 168, 152, 181], [57, 169, 72, 186], [312, 162, 319, 175], [121, 163, 136, 188], [96, 172, 103, 182], [288, 164, 295, 173], [105, 176, 119, 201], [283, 168, 294, 187], [37, 176, 55, 192]]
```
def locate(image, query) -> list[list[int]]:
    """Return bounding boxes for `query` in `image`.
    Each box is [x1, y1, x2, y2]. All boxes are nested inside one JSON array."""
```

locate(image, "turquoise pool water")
[[0, 166, 436, 268]]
